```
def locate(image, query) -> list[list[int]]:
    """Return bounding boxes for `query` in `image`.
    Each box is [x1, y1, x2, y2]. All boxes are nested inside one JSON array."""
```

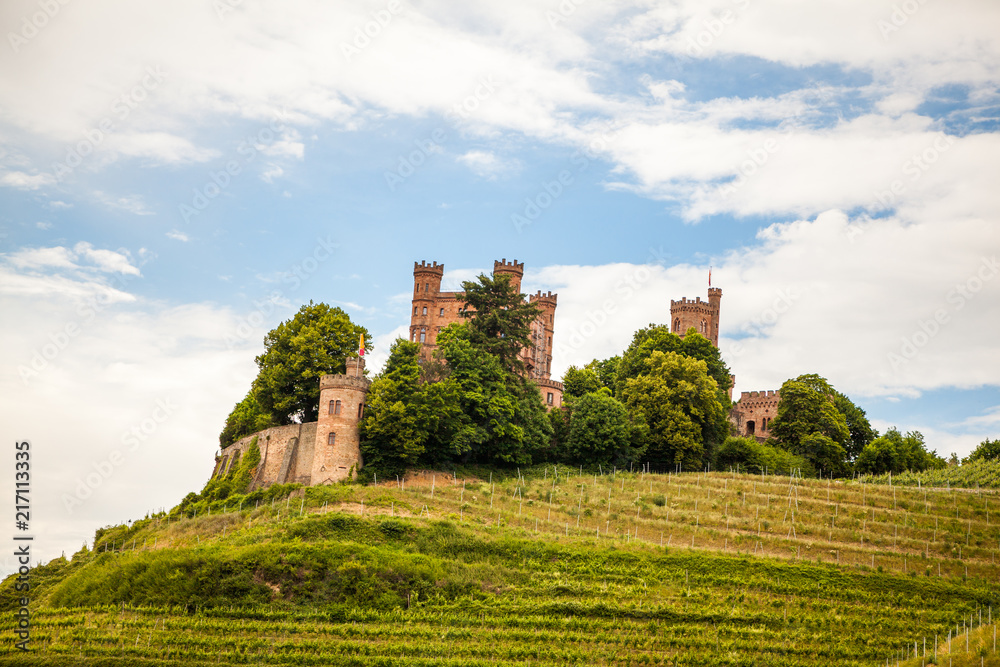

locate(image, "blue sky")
[[1, 0, 998, 571]]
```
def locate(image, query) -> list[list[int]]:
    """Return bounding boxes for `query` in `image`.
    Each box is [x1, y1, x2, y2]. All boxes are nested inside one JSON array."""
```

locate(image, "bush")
[[716, 436, 809, 476]]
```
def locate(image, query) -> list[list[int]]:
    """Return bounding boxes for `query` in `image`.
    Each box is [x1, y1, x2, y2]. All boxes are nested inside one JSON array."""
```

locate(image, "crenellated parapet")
[[413, 260, 445, 275]]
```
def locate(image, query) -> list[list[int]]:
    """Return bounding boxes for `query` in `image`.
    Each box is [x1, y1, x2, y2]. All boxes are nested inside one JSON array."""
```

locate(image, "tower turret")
[[493, 258, 524, 294], [312, 356, 370, 484]]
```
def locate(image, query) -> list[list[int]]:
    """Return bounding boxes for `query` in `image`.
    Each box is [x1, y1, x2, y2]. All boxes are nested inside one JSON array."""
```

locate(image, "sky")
[[1, 0, 998, 573]]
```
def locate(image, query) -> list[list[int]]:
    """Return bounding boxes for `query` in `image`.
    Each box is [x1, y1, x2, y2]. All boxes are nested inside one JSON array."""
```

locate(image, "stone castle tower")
[[409, 258, 562, 408], [670, 287, 722, 347], [312, 357, 370, 485], [211, 355, 369, 489]]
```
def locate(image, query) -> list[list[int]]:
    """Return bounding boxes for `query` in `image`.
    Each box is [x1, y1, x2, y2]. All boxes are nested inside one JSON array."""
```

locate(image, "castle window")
[[439, 308, 444, 316], [673, 318, 680, 333], [328, 432, 336, 446], [422, 306, 427, 315], [334, 400, 342, 415], [328, 400, 335, 414], [424, 283, 428, 292], [413, 306, 417, 315], [419, 329, 426, 343], [358, 403, 364, 418], [547, 392, 554, 405], [746, 420, 755, 436]]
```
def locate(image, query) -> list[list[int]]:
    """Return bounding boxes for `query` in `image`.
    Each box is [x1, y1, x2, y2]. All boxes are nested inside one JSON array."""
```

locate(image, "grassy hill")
[[3, 466, 999, 666]]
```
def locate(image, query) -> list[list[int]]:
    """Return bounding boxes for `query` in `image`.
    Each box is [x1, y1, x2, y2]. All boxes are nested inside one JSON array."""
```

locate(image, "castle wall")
[[215, 423, 307, 489], [730, 389, 780, 441]]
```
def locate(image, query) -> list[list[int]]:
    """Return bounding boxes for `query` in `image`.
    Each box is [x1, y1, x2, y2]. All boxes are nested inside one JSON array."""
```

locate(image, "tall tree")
[[964, 437, 1000, 463], [833, 391, 878, 460], [562, 365, 603, 400], [253, 302, 369, 424], [458, 273, 540, 375], [768, 374, 850, 475], [621, 350, 727, 471], [615, 325, 732, 402], [856, 428, 944, 474], [567, 390, 645, 467]]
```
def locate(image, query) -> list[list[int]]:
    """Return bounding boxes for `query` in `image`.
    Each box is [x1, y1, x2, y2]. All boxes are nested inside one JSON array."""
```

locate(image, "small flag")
[[708, 267, 712, 287], [358, 333, 365, 357]]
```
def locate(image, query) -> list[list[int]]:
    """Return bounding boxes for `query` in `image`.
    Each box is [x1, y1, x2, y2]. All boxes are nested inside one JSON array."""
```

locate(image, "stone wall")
[[730, 389, 780, 441]]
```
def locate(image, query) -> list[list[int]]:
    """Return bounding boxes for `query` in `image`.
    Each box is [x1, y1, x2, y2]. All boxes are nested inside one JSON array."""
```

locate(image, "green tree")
[[856, 428, 944, 474], [616, 326, 732, 402], [219, 391, 275, 447], [562, 365, 602, 399], [833, 391, 878, 459], [436, 324, 552, 465], [360, 339, 473, 478], [621, 350, 727, 471], [768, 374, 850, 476], [716, 436, 808, 475], [458, 273, 541, 375], [965, 437, 1000, 463], [253, 302, 369, 424], [566, 390, 645, 467], [586, 356, 620, 392]]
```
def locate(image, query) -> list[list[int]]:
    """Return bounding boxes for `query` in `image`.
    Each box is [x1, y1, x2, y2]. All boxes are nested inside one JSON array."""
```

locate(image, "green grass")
[[2, 466, 998, 666], [866, 459, 1000, 490]]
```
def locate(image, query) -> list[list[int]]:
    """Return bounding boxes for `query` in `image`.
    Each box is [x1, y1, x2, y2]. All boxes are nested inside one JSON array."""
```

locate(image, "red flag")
[[358, 333, 365, 356]]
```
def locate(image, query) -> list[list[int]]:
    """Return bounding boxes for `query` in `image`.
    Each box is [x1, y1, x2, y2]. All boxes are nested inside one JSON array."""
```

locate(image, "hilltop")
[[2, 466, 999, 666]]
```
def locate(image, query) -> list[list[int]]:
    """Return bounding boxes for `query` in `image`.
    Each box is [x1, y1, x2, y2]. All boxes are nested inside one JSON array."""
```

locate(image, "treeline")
[[216, 277, 976, 482]]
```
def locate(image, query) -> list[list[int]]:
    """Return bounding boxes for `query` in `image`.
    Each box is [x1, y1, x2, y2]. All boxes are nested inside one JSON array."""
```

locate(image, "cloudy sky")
[[1, 0, 998, 572]]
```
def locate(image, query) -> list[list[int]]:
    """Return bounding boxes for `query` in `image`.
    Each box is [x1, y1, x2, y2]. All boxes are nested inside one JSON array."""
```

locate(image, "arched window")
[[419, 329, 426, 343], [673, 318, 680, 332], [439, 308, 444, 316], [422, 307, 427, 315], [334, 400, 342, 415], [328, 400, 335, 414], [746, 420, 755, 436], [328, 432, 336, 446]]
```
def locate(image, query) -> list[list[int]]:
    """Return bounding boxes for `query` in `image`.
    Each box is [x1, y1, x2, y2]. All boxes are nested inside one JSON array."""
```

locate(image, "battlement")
[[670, 297, 714, 310], [529, 290, 558, 305], [414, 261, 445, 275], [319, 374, 371, 392], [708, 287, 722, 297], [493, 258, 524, 274], [740, 390, 779, 400], [534, 378, 564, 391]]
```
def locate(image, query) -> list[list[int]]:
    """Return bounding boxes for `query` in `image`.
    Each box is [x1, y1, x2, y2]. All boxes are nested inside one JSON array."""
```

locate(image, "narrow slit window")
[[328, 400, 335, 415], [358, 403, 364, 418], [439, 308, 444, 316]]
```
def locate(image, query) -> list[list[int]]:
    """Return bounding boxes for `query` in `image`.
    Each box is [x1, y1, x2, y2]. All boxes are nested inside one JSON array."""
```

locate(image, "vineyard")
[[3, 467, 999, 666], [866, 459, 1000, 491]]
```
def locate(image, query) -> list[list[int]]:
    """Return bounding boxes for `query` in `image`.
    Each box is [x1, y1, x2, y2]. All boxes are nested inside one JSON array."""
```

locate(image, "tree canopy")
[[855, 428, 944, 475], [768, 374, 850, 476], [252, 302, 370, 425], [219, 391, 275, 447], [964, 437, 1000, 463], [615, 326, 732, 403], [566, 389, 645, 467], [458, 272, 540, 376], [621, 350, 728, 471]]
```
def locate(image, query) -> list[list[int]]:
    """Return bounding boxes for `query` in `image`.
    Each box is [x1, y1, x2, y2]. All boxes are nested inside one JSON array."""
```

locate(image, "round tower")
[[493, 258, 524, 294], [707, 287, 722, 347], [527, 290, 558, 380], [312, 356, 370, 484]]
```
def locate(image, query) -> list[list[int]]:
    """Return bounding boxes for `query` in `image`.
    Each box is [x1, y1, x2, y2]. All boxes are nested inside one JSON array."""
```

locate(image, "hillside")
[[2, 467, 999, 666]]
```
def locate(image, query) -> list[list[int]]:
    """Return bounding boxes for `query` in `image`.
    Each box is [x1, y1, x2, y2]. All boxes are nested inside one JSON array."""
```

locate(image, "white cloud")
[[0, 170, 55, 190], [73, 242, 141, 275], [36, 221, 53, 230], [93, 191, 154, 216], [260, 164, 284, 183], [166, 229, 190, 242], [0, 242, 142, 303], [456, 149, 521, 179]]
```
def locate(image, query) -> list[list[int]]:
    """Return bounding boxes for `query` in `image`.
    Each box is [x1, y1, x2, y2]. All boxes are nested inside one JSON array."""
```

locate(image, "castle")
[[409, 259, 564, 408], [210, 263, 776, 489], [669, 285, 777, 441]]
